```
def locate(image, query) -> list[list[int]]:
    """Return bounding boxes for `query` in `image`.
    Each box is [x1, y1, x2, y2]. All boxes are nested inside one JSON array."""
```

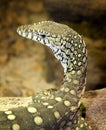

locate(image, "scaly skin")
[[0, 21, 92, 130]]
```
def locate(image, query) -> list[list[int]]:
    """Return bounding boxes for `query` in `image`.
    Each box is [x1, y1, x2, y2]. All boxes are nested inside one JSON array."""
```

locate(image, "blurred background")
[[0, 0, 106, 97]]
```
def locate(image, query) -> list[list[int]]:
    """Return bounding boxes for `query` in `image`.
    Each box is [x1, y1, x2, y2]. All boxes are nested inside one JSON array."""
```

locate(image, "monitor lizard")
[[0, 21, 92, 130]]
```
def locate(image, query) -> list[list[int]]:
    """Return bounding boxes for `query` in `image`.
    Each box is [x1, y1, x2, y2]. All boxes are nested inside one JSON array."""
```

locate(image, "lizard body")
[[0, 21, 92, 130]]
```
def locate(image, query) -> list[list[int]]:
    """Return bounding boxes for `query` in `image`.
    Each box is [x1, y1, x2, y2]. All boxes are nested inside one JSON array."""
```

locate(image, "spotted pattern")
[[5, 111, 12, 115], [54, 111, 61, 119], [70, 90, 76, 95], [12, 124, 20, 130], [64, 100, 71, 107], [7, 114, 16, 120], [27, 106, 37, 113], [47, 105, 54, 109], [55, 97, 62, 102], [0, 21, 92, 130], [34, 116, 43, 125]]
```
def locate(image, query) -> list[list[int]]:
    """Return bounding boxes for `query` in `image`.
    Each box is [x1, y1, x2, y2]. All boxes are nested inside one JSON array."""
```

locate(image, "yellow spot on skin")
[[78, 62, 82, 66], [78, 54, 81, 57], [89, 126, 92, 129], [38, 100, 41, 103], [75, 43, 77, 46], [74, 61, 77, 64], [5, 111, 12, 115], [65, 111, 68, 115], [34, 116, 43, 125], [44, 91, 49, 95], [41, 96, 45, 99], [64, 88, 69, 92], [71, 70, 75, 74], [83, 57, 86, 63], [80, 39, 82, 43], [74, 35, 77, 39], [55, 97, 62, 102], [80, 124, 84, 128], [66, 74, 72, 82], [7, 114, 16, 120], [70, 90, 76, 95], [27, 107, 37, 113], [85, 122, 88, 126], [64, 100, 71, 107], [60, 87, 64, 91], [76, 127, 79, 130], [12, 124, 20, 130], [73, 80, 79, 84], [78, 101, 81, 108], [50, 95, 54, 99], [77, 70, 81, 75], [70, 106, 77, 111], [71, 40, 74, 43], [47, 105, 53, 109], [81, 117, 84, 121], [74, 119, 77, 124], [42, 102, 49, 106], [54, 111, 61, 119]]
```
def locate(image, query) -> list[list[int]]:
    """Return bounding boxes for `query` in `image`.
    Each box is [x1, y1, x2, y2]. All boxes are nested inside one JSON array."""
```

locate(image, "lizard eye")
[[41, 34, 46, 38]]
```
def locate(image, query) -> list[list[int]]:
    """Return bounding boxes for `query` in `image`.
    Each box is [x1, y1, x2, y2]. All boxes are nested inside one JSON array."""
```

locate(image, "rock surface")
[[43, 0, 106, 23], [82, 88, 106, 130]]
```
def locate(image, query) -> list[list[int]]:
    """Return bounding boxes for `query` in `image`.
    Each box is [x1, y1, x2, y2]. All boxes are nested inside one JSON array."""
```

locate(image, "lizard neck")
[[63, 66, 87, 98], [52, 34, 87, 97]]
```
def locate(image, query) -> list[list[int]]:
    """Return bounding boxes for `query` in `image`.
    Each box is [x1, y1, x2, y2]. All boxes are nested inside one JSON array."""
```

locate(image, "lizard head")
[[17, 21, 70, 46], [17, 21, 87, 73]]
